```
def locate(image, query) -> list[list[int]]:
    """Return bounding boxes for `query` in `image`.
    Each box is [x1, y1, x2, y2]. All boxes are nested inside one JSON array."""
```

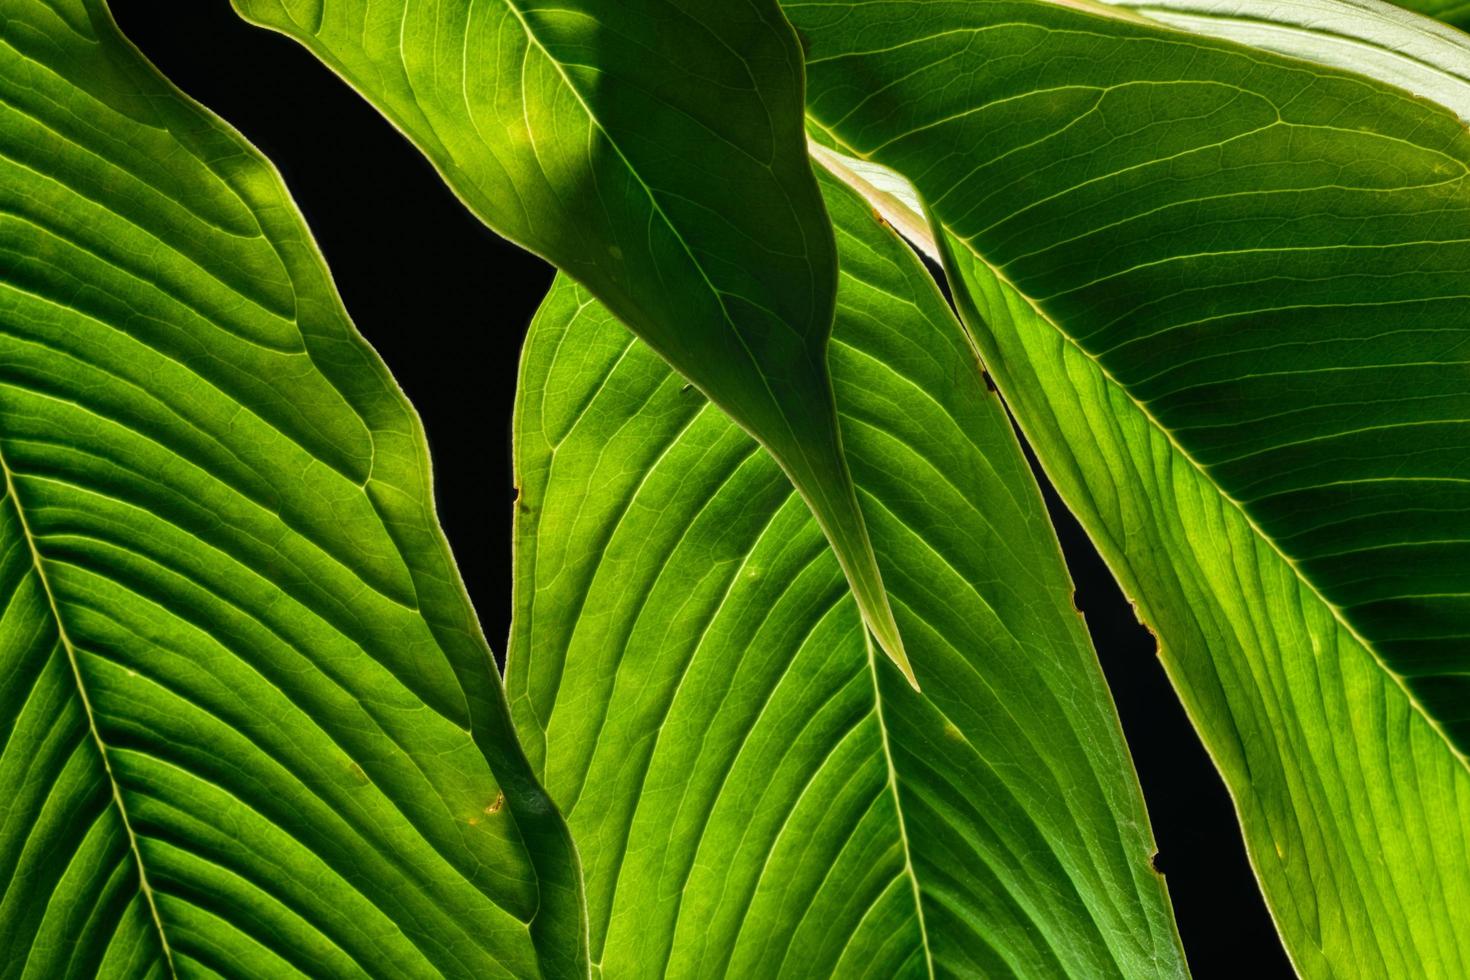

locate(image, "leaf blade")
[[229, 0, 914, 682], [0, 2, 584, 975], [1385, 0, 1470, 27], [786, 0, 1470, 973], [507, 171, 1186, 978]]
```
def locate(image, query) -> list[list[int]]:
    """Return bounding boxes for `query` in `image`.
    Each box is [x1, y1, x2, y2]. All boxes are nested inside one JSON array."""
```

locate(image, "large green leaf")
[[787, 0, 1470, 974], [506, 170, 1186, 977], [0, 2, 584, 976], [229, 0, 914, 683]]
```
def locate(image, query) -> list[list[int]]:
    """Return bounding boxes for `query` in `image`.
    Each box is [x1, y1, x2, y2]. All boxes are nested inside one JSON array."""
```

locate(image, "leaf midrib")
[[942, 218, 1470, 777], [864, 631, 935, 980], [495, 0, 816, 465], [0, 441, 177, 978], [811, 96, 1470, 772]]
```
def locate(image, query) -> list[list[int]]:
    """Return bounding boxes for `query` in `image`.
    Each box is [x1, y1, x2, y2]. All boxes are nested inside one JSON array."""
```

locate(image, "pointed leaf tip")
[[864, 601, 919, 691]]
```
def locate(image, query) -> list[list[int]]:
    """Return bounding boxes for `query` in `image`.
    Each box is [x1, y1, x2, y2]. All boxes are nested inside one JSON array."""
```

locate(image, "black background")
[[110, 4, 1294, 976]]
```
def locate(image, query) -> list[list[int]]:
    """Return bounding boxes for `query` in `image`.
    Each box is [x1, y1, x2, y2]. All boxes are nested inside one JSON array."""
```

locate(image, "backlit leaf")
[[230, 0, 914, 682], [787, 0, 1470, 974], [506, 171, 1186, 978], [0, 3, 584, 975]]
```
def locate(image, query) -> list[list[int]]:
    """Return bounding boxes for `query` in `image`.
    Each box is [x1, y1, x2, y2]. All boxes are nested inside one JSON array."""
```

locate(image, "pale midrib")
[[496, 0, 811, 443], [970, 246, 1470, 777], [808, 116, 1470, 774], [863, 631, 934, 980], [0, 443, 176, 977], [493, 2, 909, 682]]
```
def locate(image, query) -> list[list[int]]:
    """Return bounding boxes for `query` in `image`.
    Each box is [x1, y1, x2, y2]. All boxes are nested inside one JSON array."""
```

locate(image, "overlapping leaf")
[[0, 2, 583, 976], [229, 0, 914, 682], [785, 0, 1470, 974], [506, 171, 1186, 978]]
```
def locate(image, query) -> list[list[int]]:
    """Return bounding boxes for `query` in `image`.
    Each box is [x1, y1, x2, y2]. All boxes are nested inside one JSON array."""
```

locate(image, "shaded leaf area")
[[229, 0, 914, 682], [786, 0, 1470, 974], [507, 174, 1185, 979], [0, 2, 582, 976]]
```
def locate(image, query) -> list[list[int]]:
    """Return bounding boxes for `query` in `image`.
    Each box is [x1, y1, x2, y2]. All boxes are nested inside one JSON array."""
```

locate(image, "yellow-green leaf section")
[[0, 2, 585, 976], [230, 0, 913, 683], [506, 171, 1187, 978], [787, 0, 1470, 974]]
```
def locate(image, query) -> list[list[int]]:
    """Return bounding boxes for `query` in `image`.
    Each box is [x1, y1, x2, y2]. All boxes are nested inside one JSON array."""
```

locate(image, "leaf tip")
[[870, 616, 920, 691]]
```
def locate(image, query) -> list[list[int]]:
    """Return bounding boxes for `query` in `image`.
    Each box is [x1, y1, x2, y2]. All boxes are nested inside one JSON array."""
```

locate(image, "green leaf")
[[0, 3, 584, 976], [787, 0, 1470, 974], [1385, 0, 1470, 27], [228, 0, 914, 684], [507, 170, 1186, 978], [1107, 0, 1470, 112]]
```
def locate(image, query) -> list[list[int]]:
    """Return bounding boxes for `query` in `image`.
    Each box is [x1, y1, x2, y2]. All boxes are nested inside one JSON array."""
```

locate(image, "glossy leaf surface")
[[787, 0, 1470, 975], [506, 172, 1186, 978], [230, 0, 913, 680], [0, 3, 583, 976]]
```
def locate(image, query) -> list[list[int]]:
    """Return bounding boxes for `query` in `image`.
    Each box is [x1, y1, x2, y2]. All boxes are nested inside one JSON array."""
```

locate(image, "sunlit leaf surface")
[[786, 0, 1470, 974], [231, 0, 914, 681], [0, 3, 583, 975], [507, 172, 1186, 979]]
